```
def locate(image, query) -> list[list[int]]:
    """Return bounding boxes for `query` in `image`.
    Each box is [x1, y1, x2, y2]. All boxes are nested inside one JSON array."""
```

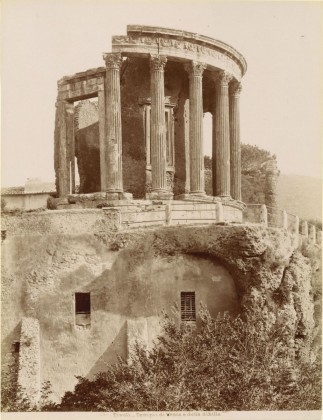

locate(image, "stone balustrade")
[[243, 203, 321, 246]]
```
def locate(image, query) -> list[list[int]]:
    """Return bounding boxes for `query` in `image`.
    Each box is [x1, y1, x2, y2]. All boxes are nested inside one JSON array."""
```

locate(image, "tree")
[[204, 143, 278, 202]]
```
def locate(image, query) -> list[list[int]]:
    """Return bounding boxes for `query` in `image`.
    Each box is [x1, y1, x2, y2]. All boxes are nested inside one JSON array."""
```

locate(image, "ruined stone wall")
[[121, 57, 149, 198], [2, 213, 317, 403], [73, 101, 100, 193], [2, 222, 239, 400], [17, 318, 40, 407], [2, 209, 120, 236], [74, 100, 98, 130]]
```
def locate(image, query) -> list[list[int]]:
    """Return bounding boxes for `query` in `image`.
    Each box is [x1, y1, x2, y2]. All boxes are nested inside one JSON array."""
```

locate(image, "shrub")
[[52, 307, 321, 411], [47, 196, 57, 210]]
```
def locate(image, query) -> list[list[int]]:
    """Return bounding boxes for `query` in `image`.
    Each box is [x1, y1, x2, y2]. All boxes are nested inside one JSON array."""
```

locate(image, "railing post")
[[165, 203, 172, 226], [293, 215, 300, 248], [294, 215, 299, 234], [282, 210, 288, 229], [260, 205, 268, 227], [309, 225, 316, 244], [216, 202, 224, 222], [301, 220, 309, 238]]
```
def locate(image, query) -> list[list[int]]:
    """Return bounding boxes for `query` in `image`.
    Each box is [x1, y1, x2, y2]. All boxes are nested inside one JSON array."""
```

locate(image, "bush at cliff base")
[[44, 306, 321, 411]]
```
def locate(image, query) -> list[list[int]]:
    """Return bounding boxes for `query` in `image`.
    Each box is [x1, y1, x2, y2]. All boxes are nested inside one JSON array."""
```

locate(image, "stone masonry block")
[[18, 317, 41, 408]]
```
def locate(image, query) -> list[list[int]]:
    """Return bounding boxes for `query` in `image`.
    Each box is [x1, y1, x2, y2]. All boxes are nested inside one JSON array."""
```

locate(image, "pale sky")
[[1, 0, 323, 187]]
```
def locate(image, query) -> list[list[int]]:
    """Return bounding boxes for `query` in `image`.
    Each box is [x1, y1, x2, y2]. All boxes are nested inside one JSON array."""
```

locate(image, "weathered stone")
[[17, 318, 40, 408]]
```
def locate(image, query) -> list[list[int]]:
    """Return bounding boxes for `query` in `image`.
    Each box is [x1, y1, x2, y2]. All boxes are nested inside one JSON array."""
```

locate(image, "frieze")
[[112, 35, 241, 75]]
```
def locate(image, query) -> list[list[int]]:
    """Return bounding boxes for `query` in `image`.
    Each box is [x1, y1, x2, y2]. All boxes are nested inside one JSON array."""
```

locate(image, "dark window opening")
[[181, 292, 196, 321], [12, 341, 20, 353], [75, 292, 91, 326]]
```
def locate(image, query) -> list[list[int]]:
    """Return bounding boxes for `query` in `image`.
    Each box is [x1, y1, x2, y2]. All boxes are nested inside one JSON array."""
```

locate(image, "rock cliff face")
[[1, 215, 318, 399], [109, 225, 315, 361]]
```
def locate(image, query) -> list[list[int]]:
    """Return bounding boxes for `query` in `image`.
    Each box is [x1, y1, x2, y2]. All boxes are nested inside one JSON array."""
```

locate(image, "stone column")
[[229, 81, 242, 201], [213, 71, 233, 197], [65, 103, 75, 194], [185, 61, 207, 196], [54, 100, 70, 197], [148, 55, 172, 199], [98, 84, 106, 192], [103, 53, 123, 196]]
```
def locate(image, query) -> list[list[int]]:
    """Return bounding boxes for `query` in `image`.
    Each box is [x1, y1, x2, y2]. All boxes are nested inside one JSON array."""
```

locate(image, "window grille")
[[181, 292, 196, 321]]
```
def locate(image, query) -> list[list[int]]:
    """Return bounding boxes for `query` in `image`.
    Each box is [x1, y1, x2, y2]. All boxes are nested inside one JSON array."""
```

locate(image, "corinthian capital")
[[230, 80, 242, 96], [216, 70, 233, 86], [150, 55, 167, 71], [184, 61, 207, 77], [103, 53, 122, 69]]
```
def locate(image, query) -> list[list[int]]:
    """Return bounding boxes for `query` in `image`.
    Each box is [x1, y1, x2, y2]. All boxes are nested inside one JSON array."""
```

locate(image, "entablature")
[[111, 25, 247, 80]]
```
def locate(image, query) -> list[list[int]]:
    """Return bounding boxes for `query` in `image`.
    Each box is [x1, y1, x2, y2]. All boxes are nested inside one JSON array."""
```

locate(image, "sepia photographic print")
[[1, 1, 322, 420]]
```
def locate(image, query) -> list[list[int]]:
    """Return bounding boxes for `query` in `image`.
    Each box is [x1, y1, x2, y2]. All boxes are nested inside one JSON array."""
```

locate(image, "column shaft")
[[185, 61, 206, 195], [150, 55, 168, 192], [98, 84, 106, 191], [214, 71, 232, 197], [104, 53, 123, 192], [65, 103, 75, 194], [54, 100, 69, 197], [229, 82, 242, 201]]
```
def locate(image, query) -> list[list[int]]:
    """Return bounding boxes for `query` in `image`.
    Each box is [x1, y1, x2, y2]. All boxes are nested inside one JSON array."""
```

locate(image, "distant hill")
[[277, 174, 322, 221]]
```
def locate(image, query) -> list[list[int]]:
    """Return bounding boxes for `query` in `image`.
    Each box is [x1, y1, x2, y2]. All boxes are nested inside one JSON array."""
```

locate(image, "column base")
[[105, 191, 133, 201], [175, 193, 211, 202], [146, 191, 174, 200]]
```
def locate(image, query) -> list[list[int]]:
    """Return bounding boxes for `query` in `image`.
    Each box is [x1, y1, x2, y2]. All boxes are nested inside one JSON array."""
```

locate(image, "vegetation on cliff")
[[41, 307, 321, 411], [205, 143, 278, 203]]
